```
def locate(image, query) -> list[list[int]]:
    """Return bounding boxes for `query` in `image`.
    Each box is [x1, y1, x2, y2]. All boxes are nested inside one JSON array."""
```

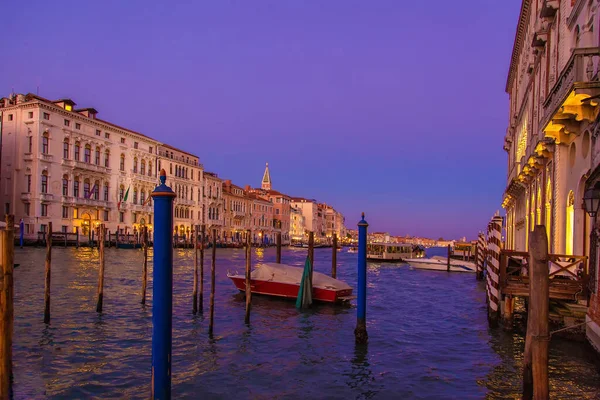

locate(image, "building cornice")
[[506, 0, 532, 93]]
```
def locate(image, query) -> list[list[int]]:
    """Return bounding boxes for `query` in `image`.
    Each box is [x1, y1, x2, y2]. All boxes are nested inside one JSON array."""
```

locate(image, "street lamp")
[[583, 186, 600, 295]]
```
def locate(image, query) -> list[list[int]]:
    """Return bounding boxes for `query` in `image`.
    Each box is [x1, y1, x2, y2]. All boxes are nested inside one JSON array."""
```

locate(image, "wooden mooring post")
[[75, 226, 80, 248], [96, 224, 106, 313], [200, 225, 205, 312], [192, 225, 198, 314], [355, 213, 369, 344], [0, 215, 15, 398], [245, 230, 252, 324], [332, 233, 337, 278], [141, 226, 148, 305], [476, 232, 485, 280], [209, 230, 216, 336], [523, 225, 549, 400], [447, 244, 451, 272], [308, 232, 314, 285], [485, 216, 502, 327], [44, 222, 52, 323], [276, 232, 281, 263]]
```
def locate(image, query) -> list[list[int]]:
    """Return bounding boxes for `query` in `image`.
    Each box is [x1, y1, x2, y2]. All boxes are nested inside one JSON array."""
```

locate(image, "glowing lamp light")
[[583, 187, 600, 217]]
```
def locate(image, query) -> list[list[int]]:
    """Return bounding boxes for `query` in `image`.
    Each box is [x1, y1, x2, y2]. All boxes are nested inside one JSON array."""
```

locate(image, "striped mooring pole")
[[151, 169, 176, 399], [476, 232, 486, 281], [355, 212, 369, 344], [486, 215, 503, 327]]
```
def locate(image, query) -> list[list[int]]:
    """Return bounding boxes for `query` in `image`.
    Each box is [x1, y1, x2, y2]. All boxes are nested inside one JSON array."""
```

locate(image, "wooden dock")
[[499, 250, 588, 302]]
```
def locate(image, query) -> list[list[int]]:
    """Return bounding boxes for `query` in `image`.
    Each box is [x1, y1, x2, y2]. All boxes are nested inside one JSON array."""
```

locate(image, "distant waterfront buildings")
[[500, 1, 600, 351], [0, 92, 346, 243]]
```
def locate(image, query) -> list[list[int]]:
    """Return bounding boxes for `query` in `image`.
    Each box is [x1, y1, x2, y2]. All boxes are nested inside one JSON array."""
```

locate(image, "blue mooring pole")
[[355, 212, 369, 344], [19, 219, 24, 248], [151, 169, 176, 399]]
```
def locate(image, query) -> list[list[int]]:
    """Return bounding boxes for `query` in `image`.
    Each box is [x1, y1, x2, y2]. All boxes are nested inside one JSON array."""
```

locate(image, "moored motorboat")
[[227, 262, 353, 303], [404, 256, 476, 273]]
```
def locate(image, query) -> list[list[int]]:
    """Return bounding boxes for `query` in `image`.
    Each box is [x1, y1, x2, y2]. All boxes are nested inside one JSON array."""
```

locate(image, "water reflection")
[[9, 247, 600, 399]]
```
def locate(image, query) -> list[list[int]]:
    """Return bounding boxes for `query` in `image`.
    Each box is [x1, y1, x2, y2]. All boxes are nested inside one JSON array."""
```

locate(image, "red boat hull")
[[229, 276, 352, 303]]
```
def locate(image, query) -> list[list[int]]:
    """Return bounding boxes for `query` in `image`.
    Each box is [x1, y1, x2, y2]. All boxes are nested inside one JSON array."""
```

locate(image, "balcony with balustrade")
[[73, 160, 111, 174], [542, 48, 600, 143]]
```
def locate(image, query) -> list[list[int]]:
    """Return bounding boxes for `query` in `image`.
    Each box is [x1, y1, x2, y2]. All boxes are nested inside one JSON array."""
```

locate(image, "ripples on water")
[[11, 246, 600, 399]]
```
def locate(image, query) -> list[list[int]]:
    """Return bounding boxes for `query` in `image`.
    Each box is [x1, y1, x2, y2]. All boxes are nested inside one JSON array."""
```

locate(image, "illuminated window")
[[65, 104, 72, 112], [515, 116, 528, 166], [545, 179, 552, 242], [566, 191, 575, 255]]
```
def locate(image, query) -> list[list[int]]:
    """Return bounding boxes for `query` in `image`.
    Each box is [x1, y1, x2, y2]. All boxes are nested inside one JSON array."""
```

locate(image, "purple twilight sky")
[[1, 0, 521, 240]]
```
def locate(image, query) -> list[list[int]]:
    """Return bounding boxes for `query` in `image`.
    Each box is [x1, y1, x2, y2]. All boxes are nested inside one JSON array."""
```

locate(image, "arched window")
[[148, 160, 153, 176], [140, 190, 146, 205], [95, 147, 100, 165], [175, 208, 179, 218], [41, 171, 48, 193], [74, 142, 81, 161], [84, 179, 91, 198], [84, 144, 91, 163], [104, 183, 109, 201], [133, 158, 138, 174], [120, 154, 125, 171], [133, 188, 138, 204], [104, 149, 110, 168], [170, 163, 173, 174], [73, 177, 80, 197], [119, 185, 125, 200], [545, 179, 552, 242], [42, 133, 49, 154], [93, 180, 100, 199], [141, 160, 146, 175], [536, 186, 542, 225], [62, 174, 69, 196], [566, 191, 575, 255], [63, 139, 69, 159]]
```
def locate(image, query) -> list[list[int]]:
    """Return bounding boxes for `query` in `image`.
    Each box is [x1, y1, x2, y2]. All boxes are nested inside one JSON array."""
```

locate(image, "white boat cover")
[[251, 263, 352, 291]]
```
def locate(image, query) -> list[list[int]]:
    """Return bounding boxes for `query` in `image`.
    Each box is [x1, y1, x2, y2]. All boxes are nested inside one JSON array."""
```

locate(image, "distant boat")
[[405, 256, 476, 273], [227, 262, 354, 303], [367, 243, 415, 262], [348, 246, 358, 253], [116, 242, 142, 249]]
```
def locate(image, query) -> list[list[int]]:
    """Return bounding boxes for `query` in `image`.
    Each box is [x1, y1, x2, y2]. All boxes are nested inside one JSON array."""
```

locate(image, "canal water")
[[10, 246, 600, 399]]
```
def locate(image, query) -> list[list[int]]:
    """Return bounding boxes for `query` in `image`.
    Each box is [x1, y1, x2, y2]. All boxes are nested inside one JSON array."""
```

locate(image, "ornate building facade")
[[501, 0, 600, 351]]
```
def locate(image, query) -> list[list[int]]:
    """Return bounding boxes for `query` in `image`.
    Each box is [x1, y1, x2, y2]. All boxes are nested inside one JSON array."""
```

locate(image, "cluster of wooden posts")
[[478, 215, 550, 399], [0, 211, 343, 398]]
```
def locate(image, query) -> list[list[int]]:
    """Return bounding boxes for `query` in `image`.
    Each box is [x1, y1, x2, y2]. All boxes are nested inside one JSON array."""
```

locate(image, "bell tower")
[[261, 162, 272, 190]]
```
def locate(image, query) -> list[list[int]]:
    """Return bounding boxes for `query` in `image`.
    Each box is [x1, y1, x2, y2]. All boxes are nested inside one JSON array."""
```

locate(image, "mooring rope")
[[549, 320, 592, 337]]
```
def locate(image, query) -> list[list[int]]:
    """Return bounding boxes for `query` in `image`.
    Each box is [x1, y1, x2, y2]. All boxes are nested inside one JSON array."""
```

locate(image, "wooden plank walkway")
[[499, 250, 588, 302]]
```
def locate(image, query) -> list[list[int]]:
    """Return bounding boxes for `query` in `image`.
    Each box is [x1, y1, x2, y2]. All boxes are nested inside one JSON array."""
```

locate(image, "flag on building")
[[118, 186, 130, 210], [85, 183, 97, 199]]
